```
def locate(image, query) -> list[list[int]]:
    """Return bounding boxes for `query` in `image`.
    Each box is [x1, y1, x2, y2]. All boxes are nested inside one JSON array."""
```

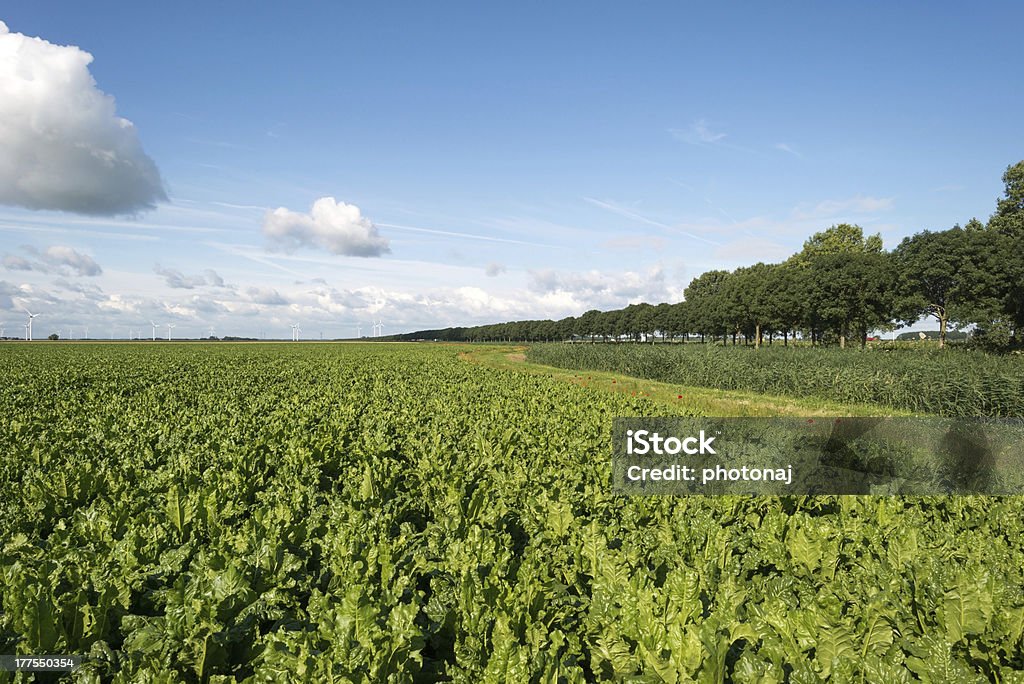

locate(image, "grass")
[[459, 345, 907, 417]]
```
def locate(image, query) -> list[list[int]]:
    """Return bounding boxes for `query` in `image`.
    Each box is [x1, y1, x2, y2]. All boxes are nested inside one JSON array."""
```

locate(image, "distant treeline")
[[391, 161, 1024, 350]]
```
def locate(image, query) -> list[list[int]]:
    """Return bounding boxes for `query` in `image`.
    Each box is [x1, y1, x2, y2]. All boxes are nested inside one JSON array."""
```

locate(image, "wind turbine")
[[290, 323, 301, 341], [167, 323, 175, 341], [23, 309, 39, 341], [149, 320, 158, 341], [83, 326, 88, 340], [356, 324, 362, 338], [0, 322, 5, 338], [373, 319, 383, 337]]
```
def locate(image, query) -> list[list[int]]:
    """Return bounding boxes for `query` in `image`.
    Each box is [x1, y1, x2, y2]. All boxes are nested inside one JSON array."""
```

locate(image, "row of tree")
[[391, 161, 1024, 349]]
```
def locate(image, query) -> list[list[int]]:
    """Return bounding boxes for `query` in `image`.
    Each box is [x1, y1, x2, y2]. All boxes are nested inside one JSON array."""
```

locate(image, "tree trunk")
[[939, 316, 947, 349], [755, 323, 761, 349]]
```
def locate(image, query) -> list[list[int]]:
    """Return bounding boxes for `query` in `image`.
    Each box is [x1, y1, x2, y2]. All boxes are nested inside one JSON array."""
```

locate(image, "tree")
[[762, 263, 804, 345], [683, 270, 731, 342], [986, 161, 1024, 342], [893, 227, 974, 348], [720, 264, 773, 347], [806, 252, 895, 347], [575, 310, 600, 342], [988, 160, 1024, 237], [653, 302, 674, 341], [791, 223, 883, 265]]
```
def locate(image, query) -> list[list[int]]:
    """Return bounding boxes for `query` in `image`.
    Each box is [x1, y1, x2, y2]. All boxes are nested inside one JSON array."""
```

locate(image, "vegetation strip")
[[459, 345, 899, 417], [526, 343, 1023, 418]]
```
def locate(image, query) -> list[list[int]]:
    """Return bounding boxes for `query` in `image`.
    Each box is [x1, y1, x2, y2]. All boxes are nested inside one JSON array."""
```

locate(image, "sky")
[[1, 2, 1022, 340]]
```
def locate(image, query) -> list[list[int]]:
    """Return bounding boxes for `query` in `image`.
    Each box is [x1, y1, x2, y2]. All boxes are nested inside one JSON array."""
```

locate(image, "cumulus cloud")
[[35, 245, 103, 276], [243, 287, 288, 306], [0, 22, 166, 214], [153, 265, 227, 289], [2, 255, 32, 271], [485, 262, 506, 277], [528, 265, 680, 309], [204, 269, 225, 287], [3, 245, 102, 276], [263, 197, 390, 257]]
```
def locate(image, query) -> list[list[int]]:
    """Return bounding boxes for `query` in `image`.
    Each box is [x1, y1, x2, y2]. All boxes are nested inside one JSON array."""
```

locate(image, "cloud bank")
[[0, 22, 166, 215], [263, 197, 390, 257]]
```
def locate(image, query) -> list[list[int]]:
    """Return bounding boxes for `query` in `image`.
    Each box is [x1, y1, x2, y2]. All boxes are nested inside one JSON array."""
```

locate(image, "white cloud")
[[263, 197, 390, 257], [792, 195, 895, 221], [527, 265, 681, 309], [37, 245, 103, 276], [1, 259, 694, 337], [2, 255, 32, 271], [153, 265, 227, 289], [773, 142, 802, 158], [204, 269, 225, 287], [151, 264, 228, 288], [243, 287, 288, 306], [713, 237, 793, 263], [0, 279, 16, 310], [2, 245, 102, 276], [670, 119, 727, 145], [0, 22, 166, 215]]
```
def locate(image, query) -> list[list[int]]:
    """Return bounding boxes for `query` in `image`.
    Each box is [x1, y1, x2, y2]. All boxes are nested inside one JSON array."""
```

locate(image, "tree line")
[[390, 161, 1024, 350]]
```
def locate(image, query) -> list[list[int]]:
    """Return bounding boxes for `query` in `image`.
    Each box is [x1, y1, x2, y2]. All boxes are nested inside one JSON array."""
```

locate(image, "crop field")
[[527, 343, 1024, 418], [2, 343, 1023, 682]]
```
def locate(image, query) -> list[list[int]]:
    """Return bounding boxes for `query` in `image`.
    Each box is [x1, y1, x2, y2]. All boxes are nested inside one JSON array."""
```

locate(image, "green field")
[[527, 343, 1024, 418], [2, 343, 1023, 682]]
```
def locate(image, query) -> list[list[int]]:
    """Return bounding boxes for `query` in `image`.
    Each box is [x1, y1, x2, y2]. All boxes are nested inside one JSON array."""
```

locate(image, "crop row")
[[1, 343, 1022, 681]]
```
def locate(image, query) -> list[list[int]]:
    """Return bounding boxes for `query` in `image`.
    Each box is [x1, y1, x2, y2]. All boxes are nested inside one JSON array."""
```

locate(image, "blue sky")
[[1, 2, 1021, 338]]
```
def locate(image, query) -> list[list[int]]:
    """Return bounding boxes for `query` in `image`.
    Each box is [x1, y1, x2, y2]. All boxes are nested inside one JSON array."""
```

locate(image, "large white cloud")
[[263, 197, 390, 257], [0, 21, 166, 215]]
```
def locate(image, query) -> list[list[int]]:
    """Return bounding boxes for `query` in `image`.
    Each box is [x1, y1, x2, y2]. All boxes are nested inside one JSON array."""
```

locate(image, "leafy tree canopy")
[[791, 223, 883, 265], [988, 160, 1024, 237]]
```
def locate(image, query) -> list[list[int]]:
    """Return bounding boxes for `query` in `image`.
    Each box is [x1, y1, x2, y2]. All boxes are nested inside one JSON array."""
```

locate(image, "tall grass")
[[526, 343, 1024, 417]]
